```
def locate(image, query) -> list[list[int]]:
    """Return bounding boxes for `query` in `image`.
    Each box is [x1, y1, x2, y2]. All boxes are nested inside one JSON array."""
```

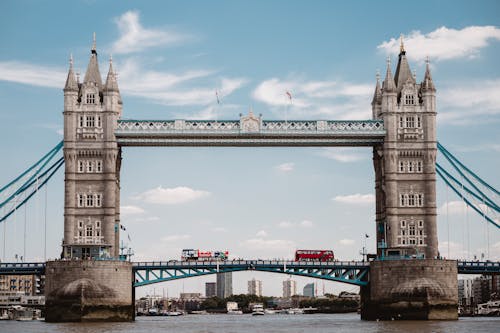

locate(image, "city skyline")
[[0, 1, 499, 297]]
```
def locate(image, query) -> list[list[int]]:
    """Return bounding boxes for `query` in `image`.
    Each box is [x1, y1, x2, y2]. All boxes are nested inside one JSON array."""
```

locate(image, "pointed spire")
[[92, 32, 97, 54], [372, 70, 382, 105], [399, 33, 405, 54], [64, 53, 78, 91], [83, 33, 103, 89], [394, 34, 415, 91], [382, 56, 396, 92], [104, 54, 120, 92], [421, 56, 436, 92]]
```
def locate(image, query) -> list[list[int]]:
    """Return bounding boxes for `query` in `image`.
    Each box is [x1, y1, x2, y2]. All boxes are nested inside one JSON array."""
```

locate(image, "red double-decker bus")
[[295, 249, 334, 261]]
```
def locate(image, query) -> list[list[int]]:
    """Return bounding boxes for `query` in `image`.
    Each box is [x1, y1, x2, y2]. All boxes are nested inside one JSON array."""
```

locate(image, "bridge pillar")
[[360, 259, 458, 320], [45, 260, 134, 322]]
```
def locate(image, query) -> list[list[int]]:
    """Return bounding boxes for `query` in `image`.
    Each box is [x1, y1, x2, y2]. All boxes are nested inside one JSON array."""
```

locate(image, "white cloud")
[[333, 193, 375, 205], [318, 147, 367, 163], [118, 58, 247, 106], [161, 234, 191, 242], [377, 26, 500, 62], [134, 186, 211, 205], [278, 221, 293, 228], [438, 201, 488, 215], [299, 220, 313, 228], [121, 205, 145, 216], [455, 143, 500, 153], [275, 162, 294, 172], [133, 216, 160, 223], [438, 79, 500, 125], [339, 239, 355, 246], [112, 11, 188, 54], [252, 77, 372, 120], [0, 61, 65, 88], [242, 238, 295, 250], [213, 227, 227, 233], [256, 230, 268, 237]]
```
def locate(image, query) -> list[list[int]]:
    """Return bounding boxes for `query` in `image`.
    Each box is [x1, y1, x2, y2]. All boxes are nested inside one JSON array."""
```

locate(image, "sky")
[[0, 0, 499, 298]]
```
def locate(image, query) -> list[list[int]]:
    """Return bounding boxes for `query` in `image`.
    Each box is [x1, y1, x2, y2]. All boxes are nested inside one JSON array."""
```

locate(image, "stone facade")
[[361, 259, 458, 320], [372, 41, 438, 260], [44, 260, 134, 322], [62, 40, 122, 259]]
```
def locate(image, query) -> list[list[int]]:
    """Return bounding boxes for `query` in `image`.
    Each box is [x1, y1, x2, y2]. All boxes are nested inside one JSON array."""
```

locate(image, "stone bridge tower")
[[372, 39, 438, 260], [62, 38, 122, 259]]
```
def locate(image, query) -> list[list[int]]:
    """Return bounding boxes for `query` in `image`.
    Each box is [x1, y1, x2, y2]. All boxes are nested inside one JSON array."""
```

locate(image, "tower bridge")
[[0, 36, 499, 322]]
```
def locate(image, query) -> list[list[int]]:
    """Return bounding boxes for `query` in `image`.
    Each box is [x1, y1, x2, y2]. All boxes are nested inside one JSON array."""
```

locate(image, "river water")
[[1, 313, 499, 333]]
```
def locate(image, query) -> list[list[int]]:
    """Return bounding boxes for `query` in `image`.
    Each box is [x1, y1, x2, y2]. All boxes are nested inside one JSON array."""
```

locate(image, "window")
[[405, 94, 415, 105], [87, 161, 94, 173], [79, 116, 84, 128], [399, 161, 405, 172], [401, 220, 406, 228], [86, 195, 94, 207], [417, 194, 424, 207], [408, 194, 416, 206], [419, 239, 423, 245], [418, 220, 424, 228], [86, 225, 93, 237], [97, 116, 102, 128], [408, 161, 414, 173], [400, 194, 406, 207], [96, 230, 100, 237], [406, 116, 415, 128], [78, 230, 83, 237], [399, 116, 404, 128], [86, 116, 95, 127], [96, 160, 102, 173], [417, 116, 421, 128], [77, 194, 85, 207], [409, 238, 416, 245], [86, 93, 95, 104], [78, 161, 85, 173], [78, 220, 83, 228], [95, 194, 102, 207], [409, 225, 416, 236], [401, 230, 406, 236], [96, 221, 101, 228], [416, 161, 423, 173]]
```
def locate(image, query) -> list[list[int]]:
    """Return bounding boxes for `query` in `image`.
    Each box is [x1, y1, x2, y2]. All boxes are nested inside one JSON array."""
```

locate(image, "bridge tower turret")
[[372, 39, 438, 260], [62, 36, 122, 259]]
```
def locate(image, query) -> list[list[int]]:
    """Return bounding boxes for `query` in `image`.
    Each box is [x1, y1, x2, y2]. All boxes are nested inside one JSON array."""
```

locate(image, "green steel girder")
[[133, 261, 370, 287]]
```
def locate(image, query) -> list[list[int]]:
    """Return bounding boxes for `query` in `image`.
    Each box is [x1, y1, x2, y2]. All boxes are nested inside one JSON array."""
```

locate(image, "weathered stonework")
[[360, 259, 458, 320], [44, 260, 134, 322], [372, 42, 438, 260]]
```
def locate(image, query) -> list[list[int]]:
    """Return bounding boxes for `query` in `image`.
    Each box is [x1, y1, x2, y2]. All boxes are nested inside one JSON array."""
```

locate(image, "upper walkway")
[[1, 260, 498, 286], [115, 118, 386, 147]]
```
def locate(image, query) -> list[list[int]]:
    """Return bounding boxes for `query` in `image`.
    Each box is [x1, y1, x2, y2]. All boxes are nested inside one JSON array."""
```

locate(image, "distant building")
[[283, 279, 296, 298], [217, 272, 232, 299], [248, 278, 263, 297], [180, 293, 201, 300], [303, 283, 315, 297], [205, 282, 216, 298], [458, 278, 474, 306], [0, 275, 43, 295]]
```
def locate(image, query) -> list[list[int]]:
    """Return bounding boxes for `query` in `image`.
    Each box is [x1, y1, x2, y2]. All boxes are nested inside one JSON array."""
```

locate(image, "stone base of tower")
[[44, 260, 134, 322], [360, 259, 458, 320]]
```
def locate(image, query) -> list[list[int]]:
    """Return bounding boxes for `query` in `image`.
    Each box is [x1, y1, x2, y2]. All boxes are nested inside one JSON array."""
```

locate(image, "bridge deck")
[[115, 119, 386, 147]]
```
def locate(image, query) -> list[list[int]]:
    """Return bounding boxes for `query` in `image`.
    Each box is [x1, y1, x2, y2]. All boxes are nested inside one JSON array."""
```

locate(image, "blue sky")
[[0, 0, 499, 297]]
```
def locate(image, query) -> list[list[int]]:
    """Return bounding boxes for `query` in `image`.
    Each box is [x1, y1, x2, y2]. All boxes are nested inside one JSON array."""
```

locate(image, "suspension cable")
[[436, 167, 500, 229], [438, 142, 499, 197], [436, 163, 499, 212]]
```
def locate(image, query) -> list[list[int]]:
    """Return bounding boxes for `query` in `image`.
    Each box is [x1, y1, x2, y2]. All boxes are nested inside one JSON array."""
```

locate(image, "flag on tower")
[[286, 91, 292, 101]]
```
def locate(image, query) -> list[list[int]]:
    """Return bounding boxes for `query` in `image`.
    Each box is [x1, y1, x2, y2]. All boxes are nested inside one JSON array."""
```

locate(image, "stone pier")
[[45, 260, 134, 322], [360, 259, 458, 320]]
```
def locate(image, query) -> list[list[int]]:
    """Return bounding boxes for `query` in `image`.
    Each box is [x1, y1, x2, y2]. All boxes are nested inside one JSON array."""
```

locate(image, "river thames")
[[1, 313, 499, 333]]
